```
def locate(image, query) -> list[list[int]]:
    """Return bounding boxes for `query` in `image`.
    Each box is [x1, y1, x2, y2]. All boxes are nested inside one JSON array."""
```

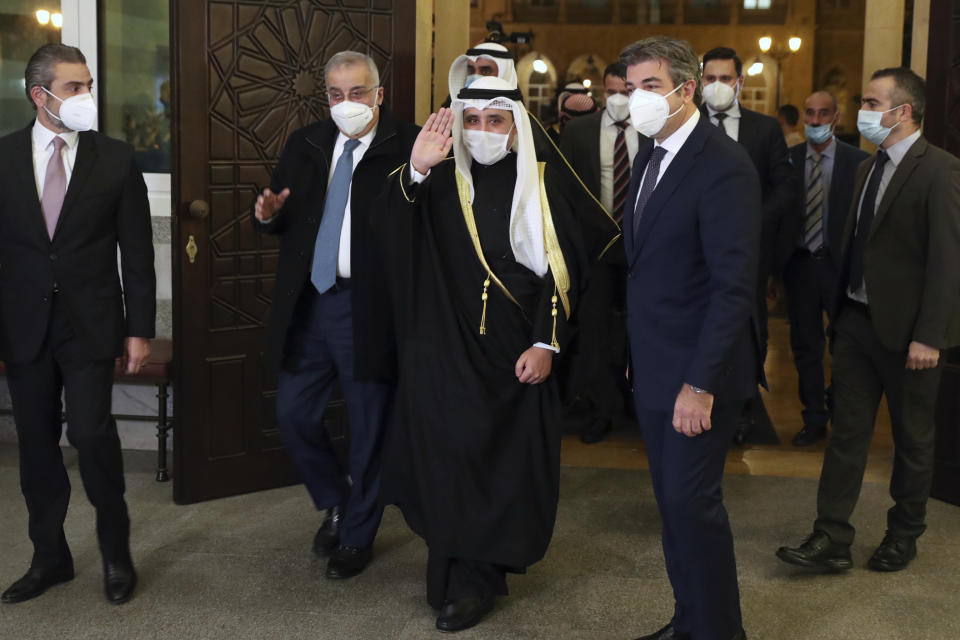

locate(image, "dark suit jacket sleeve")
[[913, 159, 960, 348], [251, 131, 298, 235], [685, 151, 762, 393], [116, 149, 157, 339], [762, 122, 798, 227]]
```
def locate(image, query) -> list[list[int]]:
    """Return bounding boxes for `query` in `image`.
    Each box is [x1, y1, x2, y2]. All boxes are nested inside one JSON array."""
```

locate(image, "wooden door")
[[926, 0, 960, 507], [171, 0, 416, 504]]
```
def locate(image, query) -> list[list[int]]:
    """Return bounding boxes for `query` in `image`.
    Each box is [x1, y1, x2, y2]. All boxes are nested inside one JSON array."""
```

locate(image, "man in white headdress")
[[446, 42, 519, 99], [377, 77, 593, 632]]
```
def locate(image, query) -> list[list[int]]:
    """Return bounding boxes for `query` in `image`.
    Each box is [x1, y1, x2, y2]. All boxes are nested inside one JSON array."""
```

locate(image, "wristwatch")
[[689, 385, 708, 394]]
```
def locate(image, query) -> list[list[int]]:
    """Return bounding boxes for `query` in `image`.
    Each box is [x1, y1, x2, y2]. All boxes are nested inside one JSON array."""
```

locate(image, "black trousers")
[[783, 250, 836, 428], [568, 261, 630, 421], [635, 400, 743, 640], [815, 303, 943, 545], [6, 297, 129, 569], [426, 551, 508, 610]]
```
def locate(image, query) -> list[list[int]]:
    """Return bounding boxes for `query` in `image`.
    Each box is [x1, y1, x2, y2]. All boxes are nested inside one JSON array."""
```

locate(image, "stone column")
[[911, 0, 930, 78], [415, 0, 470, 123], [860, 0, 906, 149]]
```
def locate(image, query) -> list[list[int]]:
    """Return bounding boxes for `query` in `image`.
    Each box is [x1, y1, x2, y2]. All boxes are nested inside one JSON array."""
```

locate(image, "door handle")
[[186, 235, 198, 264], [188, 199, 210, 219]]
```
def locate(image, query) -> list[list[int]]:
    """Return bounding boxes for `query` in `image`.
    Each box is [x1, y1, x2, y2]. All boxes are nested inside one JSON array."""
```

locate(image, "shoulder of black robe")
[[527, 110, 622, 263]]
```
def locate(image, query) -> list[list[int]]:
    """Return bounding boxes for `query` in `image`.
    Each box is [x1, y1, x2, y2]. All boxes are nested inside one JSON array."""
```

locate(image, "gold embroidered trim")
[[394, 163, 415, 203], [454, 169, 522, 329], [538, 161, 571, 320], [550, 288, 560, 350]]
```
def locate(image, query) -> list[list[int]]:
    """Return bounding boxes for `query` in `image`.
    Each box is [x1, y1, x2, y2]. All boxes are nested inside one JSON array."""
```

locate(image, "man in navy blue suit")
[[620, 36, 762, 640]]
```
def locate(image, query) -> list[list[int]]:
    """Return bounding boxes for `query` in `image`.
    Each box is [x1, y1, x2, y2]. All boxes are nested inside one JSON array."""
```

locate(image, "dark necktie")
[[612, 120, 631, 222], [312, 138, 361, 293], [714, 112, 728, 134], [848, 149, 889, 292], [803, 152, 824, 252], [41, 136, 67, 240], [632, 146, 667, 239]]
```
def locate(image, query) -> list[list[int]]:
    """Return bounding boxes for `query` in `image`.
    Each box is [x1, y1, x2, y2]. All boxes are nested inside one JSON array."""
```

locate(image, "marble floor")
[[2, 315, 955, 639]]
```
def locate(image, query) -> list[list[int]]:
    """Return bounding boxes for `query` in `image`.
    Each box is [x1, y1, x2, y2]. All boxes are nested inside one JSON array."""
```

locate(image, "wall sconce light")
[[36, 9, 51, 24], [533, 58, 548, 74]]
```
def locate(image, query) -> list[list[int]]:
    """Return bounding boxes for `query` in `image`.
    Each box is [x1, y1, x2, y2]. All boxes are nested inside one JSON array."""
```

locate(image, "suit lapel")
[[868, 137, 925, 240], [622, 141, 653, 258], [52, 131, 98, 242], [629, 118, 708, 264], [840, 157, 872, 251], [587, 113, 602, 194], [12, 125, 51, 245]]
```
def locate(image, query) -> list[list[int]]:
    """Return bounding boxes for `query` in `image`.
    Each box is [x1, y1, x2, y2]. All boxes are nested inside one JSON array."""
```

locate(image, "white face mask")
[[464, 74, 481, 88], [628, 82, 686, 138], [702, 80, 739, 112], [330, 99, 376, 137], [605, 93, 630, 123], [857, 105, 904, 146], [42, 87, 97, 132], [463, 128, 512, 165]]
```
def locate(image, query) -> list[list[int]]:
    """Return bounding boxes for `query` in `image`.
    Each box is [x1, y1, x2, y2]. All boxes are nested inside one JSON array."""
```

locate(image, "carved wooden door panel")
[[171, 0, 415, 504]]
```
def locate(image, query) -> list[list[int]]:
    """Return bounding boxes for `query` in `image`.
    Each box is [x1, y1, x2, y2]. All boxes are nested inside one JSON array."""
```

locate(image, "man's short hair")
[[702, 47, 743, 77], [24, 44, 86, 109], [871, 67, 926, 124], [324, 51, 380, 87], [620, 36, 702, 104], [777, 104, 799, 126], [808, 90, 839, 113], [603, 62, 627, 82]]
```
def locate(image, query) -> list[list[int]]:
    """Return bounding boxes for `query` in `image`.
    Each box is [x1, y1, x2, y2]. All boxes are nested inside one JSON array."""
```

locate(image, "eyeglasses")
[[326, 86, 378, 104]]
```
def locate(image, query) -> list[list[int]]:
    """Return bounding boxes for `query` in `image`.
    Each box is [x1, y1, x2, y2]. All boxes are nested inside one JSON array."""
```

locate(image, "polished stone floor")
[[2, 316, 957, 639]]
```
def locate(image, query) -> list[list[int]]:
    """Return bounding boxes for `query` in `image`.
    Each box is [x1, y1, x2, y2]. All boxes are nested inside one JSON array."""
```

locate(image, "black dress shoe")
[[776, 531, 852, 571], [325, 545, 372, 579], [868, 533, 917, 572], [1, 565, 75, 604], [634, 623, 689, 640], [580, 417, 612, 444], [435, 594, 495, 632], [104, 560, 137, 604], [313, 506, 344, 557], [791, 424, 826, 446]]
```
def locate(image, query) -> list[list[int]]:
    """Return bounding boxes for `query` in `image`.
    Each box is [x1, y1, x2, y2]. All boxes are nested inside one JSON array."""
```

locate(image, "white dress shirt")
[[706, 100, 741, 142], [32, 119, 79, 197], [599, 110, 639, 212], [329, 125, 377, 278], [847, 128, 922, 304], [635, 108, 701, 205]]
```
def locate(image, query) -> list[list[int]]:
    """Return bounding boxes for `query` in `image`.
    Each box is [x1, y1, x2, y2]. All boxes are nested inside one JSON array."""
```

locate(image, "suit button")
[[307, 217, 317, 223], [49, 253, 58, 261]]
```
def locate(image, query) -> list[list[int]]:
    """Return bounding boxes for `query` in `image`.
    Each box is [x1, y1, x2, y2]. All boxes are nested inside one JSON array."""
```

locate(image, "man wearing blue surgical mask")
[[779, 67, 960, 576], [0, 44, 155, 606], [253, 51, 419, 581], [778, 91, 869, 447]]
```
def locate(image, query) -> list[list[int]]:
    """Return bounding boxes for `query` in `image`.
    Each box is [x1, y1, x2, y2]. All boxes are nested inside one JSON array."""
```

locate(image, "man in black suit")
[[559, 63, 642, 443], [253, 51, 418, 580], [779, 90, 869, 446], [700, 47, 797, 444], [778, 67, 960, 574], [621, 36, 761, 640], [0, 44, 155, 605]]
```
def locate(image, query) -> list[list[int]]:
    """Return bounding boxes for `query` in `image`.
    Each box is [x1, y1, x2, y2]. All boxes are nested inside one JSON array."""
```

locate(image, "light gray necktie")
[[311, 138, 361, 293], [41, 136, 67, 239]]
